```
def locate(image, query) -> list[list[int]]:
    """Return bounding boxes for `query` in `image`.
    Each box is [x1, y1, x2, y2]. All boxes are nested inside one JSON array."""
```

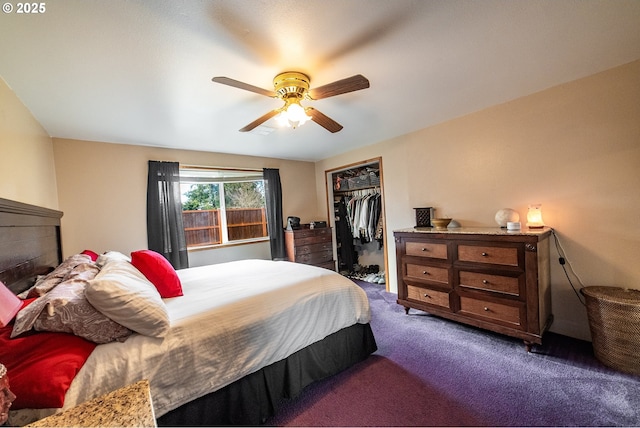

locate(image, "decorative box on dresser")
[[394, 227, 553, 351], [285, 226, 336, 270]]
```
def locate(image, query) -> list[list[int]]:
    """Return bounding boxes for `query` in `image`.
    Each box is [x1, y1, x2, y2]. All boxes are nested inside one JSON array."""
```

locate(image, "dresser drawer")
[[406, 241, 448, 259], [295, 233, 332, 246], [295, 241, 333, 255], [458, 271, 520, 297], [406, 263, 449, 286], [407, 285, 450, 309], [295, 249, 333, 264], [292, 227, 332, 239], [459, 296, 522, 327], [458, 245, 519, 267]]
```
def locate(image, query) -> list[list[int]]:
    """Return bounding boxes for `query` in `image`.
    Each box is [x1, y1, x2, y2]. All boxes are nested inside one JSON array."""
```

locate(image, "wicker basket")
[[581, 286, 640, 375]]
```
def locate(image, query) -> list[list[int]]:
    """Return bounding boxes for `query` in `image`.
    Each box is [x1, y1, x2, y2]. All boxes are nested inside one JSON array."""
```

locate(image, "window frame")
[[179, 166, 269, 250]]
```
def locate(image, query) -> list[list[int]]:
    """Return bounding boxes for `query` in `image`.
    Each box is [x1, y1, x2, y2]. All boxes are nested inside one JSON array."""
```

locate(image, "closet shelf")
[[333, 166, 380, 193]]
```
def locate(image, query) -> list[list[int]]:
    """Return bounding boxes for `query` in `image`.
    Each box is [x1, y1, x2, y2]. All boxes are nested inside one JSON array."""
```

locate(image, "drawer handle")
[[424, 293, 431, 299], [421, 248, 428, 252], [481, 252, 488, 257], [422, 270, 429, 275], [482, 279, 489, 284], [483, 307, 490, 311]]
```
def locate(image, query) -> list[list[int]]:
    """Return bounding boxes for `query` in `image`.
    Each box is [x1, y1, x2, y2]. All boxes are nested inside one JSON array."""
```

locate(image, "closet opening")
[[325, 157, 388, 290]]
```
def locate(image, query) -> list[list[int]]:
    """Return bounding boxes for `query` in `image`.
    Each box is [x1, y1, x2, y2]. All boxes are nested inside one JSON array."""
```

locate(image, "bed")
[[0, 197, 377, 426]]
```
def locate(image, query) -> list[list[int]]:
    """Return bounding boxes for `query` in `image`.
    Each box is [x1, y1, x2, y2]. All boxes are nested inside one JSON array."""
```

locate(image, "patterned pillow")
[[11, 262, 132, 344], [21, 253, 93, 298]]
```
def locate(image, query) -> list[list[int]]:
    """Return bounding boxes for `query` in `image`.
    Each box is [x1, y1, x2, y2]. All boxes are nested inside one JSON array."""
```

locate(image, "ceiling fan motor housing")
[[274, 72, 310, 100]]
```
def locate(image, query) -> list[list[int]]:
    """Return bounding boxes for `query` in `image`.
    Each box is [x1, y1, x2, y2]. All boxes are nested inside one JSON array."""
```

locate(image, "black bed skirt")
[[156, 322, 377, 426]]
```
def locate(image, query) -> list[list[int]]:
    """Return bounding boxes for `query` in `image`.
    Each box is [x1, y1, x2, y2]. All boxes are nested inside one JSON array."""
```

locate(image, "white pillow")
[[86, 260, 170, 338], [96, 251, 131, 267]]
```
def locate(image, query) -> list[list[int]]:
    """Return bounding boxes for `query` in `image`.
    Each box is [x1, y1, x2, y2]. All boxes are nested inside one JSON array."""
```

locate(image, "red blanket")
[[0, 324, 96, 409]]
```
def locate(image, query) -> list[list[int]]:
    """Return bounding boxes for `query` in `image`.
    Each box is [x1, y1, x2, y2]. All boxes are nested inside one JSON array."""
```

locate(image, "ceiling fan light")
[[286, 103, 310, 124], [275, 111, 291, 127], [276, 101, 311, 129]]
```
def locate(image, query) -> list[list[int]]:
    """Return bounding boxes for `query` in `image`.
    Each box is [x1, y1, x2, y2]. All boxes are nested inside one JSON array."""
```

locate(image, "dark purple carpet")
[[266, 280, 640, 426]]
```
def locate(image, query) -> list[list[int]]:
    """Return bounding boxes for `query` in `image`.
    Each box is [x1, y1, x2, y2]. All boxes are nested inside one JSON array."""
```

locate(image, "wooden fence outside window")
[[182, 208, 268, 247]]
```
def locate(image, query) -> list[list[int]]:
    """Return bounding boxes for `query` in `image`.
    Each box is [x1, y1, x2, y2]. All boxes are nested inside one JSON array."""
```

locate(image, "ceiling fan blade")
[[212, 76, 277, 98], [239, 109, 280, 132], [307, 108, 343, 133], [308, 75, 370, 100]]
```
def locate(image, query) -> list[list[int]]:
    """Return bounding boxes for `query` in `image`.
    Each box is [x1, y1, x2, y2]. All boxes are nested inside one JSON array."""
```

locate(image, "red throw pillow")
[[130, 250, 183, 298], [81, 249, 99, 261], [0, 325, 96, 409]]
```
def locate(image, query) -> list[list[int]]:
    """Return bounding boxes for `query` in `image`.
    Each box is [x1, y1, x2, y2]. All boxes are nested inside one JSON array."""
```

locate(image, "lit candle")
[[526, 204, 544, 229]]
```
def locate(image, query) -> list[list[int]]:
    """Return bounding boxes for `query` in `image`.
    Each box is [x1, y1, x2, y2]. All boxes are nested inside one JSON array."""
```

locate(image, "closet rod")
[[335, 186, 380, 196]]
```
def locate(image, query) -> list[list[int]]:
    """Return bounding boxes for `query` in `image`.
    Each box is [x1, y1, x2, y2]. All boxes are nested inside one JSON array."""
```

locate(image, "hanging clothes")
[[343, 191, 382, 244], [335, 196, 357, 272]]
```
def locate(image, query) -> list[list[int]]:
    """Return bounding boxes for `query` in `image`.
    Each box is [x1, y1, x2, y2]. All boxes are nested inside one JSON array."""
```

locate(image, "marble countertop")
[[394, 226, 553, 236], [26, 380, 156, 427]]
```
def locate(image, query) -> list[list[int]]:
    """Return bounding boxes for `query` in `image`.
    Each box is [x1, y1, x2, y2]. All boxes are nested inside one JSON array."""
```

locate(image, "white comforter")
[[60, 259, 370, 417]]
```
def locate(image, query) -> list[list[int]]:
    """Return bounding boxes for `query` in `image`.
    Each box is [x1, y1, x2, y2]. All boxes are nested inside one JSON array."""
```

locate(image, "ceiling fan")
[[212, 72, 369, 133]]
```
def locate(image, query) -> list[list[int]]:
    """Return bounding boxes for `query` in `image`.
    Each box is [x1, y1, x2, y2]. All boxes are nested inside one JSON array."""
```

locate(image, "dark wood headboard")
[[0, 198, 63, 294]]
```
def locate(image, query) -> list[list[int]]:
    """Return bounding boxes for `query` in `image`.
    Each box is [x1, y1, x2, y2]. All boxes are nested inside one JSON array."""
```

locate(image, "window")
[[180, 167, 268, 248]]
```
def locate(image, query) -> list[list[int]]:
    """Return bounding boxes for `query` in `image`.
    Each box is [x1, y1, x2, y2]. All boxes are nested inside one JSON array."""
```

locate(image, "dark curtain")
[[147, 161, 189, 269], [263, 168, 286, 260]]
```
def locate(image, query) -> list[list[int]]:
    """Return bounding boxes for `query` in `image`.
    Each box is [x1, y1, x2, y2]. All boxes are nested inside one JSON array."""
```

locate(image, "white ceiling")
[[1, 0, 639, 162]]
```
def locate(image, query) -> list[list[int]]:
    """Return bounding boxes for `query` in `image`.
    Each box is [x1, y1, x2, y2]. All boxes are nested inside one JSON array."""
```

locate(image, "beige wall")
[[4, 59, 639, 341], [52, 138, 317, 265], [0, 78, 58, 209], [315, 60, 640, 341]]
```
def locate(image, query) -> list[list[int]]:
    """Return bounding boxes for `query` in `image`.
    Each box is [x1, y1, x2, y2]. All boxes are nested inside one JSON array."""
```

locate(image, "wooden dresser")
[[285, 226, 335, 270], [394, 227, 552, 351]]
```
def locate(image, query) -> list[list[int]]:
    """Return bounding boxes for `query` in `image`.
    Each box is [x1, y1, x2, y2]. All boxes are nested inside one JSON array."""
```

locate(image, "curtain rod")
[[180, 164, 263, 173]]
